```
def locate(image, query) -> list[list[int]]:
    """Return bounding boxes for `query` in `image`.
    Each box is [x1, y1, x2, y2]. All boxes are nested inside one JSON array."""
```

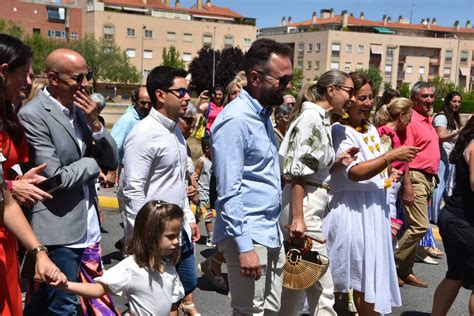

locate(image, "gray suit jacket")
[[18, 88, 118, 246]]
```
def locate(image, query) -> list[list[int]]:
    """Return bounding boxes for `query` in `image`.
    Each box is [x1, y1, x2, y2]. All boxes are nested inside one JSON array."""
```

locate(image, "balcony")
[[397, 72, 405, 81], [429, 57, 440, 65]]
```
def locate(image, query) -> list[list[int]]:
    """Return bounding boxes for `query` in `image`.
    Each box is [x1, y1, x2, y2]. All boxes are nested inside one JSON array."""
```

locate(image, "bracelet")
[[6, 180, 13, 191], [382, 154, 390, 166], [29, 245, 48, 255]]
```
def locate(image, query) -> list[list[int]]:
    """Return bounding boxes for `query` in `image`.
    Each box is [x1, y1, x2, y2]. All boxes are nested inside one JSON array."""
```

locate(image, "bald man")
[[18, 49, 118, 315]]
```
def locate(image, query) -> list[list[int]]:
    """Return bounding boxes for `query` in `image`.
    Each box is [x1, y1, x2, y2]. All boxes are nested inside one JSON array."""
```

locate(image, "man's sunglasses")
[[256, 70, 293, 88], [165, 87, 190, 99], [54, 71, 93, 85]]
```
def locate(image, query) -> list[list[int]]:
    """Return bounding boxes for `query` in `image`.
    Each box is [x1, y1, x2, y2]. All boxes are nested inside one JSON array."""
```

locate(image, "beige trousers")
[[395, 170, 436, 276], [278, 184, 337, 316], [218, 239, 285, 316]]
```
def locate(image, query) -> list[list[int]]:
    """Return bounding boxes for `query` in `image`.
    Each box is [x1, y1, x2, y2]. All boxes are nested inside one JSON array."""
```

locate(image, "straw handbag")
[[282, 235, 330, 290]]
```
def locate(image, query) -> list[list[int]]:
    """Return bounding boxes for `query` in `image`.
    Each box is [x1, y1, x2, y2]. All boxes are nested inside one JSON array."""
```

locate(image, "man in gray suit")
[[18, 48, 118, 315]]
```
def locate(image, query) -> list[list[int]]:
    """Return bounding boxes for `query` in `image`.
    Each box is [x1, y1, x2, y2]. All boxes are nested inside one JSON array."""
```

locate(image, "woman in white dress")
[[323, 72, 419, 315], [278, 70, 356, 316]]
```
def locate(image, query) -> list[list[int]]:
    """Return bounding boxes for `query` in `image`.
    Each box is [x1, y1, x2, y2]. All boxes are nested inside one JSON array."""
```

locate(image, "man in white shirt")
[[19, 48, 118, 315], [123, 66, 200, 311]]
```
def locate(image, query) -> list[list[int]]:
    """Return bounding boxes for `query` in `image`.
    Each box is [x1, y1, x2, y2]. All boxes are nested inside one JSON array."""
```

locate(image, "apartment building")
[[78, 0, 256, 81], [3, 0, 83, 42], [259, 9, 474, 91]]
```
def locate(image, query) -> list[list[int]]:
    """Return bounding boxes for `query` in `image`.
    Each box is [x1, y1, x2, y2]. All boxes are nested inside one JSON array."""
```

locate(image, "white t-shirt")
[[433, 113, 459, 157], [95, 255, 184, 316]]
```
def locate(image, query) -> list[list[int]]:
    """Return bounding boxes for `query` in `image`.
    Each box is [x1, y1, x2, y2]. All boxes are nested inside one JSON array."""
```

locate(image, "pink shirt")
[[402, 110, 440, 175], [206, 102, 223, 133], [377, 125, 407, 172]]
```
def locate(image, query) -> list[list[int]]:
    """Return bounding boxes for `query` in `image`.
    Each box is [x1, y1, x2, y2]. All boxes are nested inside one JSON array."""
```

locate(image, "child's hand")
[[48, 273, 68, 289]]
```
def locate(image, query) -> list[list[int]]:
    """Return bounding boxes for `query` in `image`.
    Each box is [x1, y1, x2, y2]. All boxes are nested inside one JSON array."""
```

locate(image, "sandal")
[[424, 246, 444, 259], [197, 256, 227, 291], [180, 303, 201, 316]]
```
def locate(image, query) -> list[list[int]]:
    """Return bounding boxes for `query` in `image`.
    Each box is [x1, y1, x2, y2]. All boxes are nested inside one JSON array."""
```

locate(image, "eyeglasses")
[[54, 71, 93, 85], [165, 87, 190, 99], [256, 70, 293, 88], [335, 85, 354, 97], [138, 100, 152, 106]]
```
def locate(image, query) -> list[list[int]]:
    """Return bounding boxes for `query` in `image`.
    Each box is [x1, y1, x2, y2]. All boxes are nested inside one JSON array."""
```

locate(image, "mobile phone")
[[36, 174, 63, 193]]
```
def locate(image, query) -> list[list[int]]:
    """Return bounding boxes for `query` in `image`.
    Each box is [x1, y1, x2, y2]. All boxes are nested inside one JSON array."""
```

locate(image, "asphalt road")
[[99, 208, 470, 315]]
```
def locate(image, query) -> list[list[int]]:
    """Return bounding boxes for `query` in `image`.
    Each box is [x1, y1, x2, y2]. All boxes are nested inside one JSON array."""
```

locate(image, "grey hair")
[[410, 81, 435, 99], [90, 93, 106, 113], [274, 104, 292, 119]]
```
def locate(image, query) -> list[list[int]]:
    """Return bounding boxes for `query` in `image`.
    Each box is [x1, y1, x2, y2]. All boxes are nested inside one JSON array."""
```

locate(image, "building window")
[[443, 67, 451, 77], [356, 63, 363, 70], [387, 47, 394, 59], [182, 52, 192, 62], [126, 48, 136, 58], [344, 62, 351, 71], [47, 29, 66, 39], [224, 35, 233, 47], [308, 43, 313, 52], [143, 50, 153, 59], [331, 43, 340, 57], [418, 66, 425, 74], [314, 61, 320, 70], [298, 42, 305, 52], [385, 64, 392, 74], [331, 62, 339, 70], [297, 61, 303, 70], [358, 45, 364, 53], [103, 25, 115, 41], [183, 33, 192, 43], [203, 34, 212, 47], [243, 38, 252, 47], [33, 28, 40, 35], [127, 28, 135, 37], [445, 50, 452, 63], [406, 65, 413, 74], [47, 7, 66, 21], [167, 32, 176, 41], [144, 29, 153, 39], [346, 44, 352, 53], [315, 43, 321, 52], [70, 32, 78, 40], [460, 50, 468, 63], [144, 69, 151, 78], [307, 61, 312, 70]]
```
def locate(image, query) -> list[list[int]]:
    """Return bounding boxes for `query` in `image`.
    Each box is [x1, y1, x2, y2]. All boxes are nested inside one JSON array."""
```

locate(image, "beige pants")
[[278, 184, 337, 316], [395, 170, 436, 276], [218, 239, 285, 316]]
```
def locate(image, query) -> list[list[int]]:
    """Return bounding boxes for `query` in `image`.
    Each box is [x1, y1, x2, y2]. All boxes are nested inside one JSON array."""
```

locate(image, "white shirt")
[[123, 108, 195, 239], [44, 88, 103, 248], [95, 255, 184, 316]]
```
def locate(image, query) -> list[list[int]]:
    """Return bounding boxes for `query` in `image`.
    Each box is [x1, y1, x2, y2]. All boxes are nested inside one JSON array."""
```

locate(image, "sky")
[[179, 0, 474, 28]]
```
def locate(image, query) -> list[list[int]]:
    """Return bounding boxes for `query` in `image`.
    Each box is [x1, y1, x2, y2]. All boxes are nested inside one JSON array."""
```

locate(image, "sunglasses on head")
[[165, 87, 190, 99], [256, 70, 293, 88]]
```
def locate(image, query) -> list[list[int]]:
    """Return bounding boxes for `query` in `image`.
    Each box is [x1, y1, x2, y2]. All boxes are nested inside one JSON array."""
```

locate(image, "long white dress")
[[323, 123, 401, 314]]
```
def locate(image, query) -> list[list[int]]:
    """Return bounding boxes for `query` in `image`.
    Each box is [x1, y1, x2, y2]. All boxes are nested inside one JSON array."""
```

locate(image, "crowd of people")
[[0, 33, 473, 316]]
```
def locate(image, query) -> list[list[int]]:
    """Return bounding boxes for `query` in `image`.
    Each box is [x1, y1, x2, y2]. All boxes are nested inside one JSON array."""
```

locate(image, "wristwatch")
[[30, 245, 48, 255]]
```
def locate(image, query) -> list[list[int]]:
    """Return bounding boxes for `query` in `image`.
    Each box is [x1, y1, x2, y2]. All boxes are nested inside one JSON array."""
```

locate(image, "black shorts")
[[438, 208, 474, 290]]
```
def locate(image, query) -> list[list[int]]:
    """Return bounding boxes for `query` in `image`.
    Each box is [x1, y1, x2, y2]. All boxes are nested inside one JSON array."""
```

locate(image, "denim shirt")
[[111, 106, 141, 165], [211, 89, 283, 253]]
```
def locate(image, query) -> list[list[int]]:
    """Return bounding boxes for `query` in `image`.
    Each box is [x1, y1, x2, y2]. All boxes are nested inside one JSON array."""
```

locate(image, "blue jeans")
[[432, 156, 454, 224], [25, 246, 84, 316], [176, 229, 197, 296]]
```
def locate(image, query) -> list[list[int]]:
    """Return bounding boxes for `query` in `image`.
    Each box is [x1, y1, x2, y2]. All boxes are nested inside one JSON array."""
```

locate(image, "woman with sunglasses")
[[0, 33, 66, 315], [324, 72, 418, 315], [278, 69, 356, 316]]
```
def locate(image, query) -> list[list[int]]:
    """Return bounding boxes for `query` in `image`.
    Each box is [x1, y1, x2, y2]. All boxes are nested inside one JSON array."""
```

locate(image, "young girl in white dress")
[[324, 72, 419, 315], [62, 200, 185, 316]]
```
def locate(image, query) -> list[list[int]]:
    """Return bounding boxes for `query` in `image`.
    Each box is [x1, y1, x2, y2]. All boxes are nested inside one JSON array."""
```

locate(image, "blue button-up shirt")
[[111, 106, 141, 164], [211, 89, 282, 253]]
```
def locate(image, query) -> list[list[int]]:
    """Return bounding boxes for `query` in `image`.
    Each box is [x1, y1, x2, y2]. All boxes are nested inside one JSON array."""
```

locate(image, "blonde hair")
[[374, 97, 413, 127], [223, 71, 248, 106], [23, 82, 46, 105]]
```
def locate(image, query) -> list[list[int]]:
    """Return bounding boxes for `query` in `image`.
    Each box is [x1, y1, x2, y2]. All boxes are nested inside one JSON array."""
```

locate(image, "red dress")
[[0, 131, 29, 316]]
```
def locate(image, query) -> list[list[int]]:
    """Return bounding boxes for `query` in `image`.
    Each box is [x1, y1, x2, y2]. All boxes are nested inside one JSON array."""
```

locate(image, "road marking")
[[99, 196, 119, 209]]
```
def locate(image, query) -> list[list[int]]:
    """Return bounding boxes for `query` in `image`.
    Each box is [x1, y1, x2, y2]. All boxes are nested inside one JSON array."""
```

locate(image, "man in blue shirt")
[[211, 38, 293, 315], [107, 86, 151, 245]]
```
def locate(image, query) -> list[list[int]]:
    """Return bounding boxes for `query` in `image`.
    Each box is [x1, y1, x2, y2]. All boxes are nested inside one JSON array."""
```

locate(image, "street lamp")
[[141, 25, 146, 84]]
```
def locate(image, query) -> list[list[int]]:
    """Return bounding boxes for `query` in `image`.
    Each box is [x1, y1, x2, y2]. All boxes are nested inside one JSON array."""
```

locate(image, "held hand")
[[11, 179, 53, 205], [187, 185, 198, 198], [289, 216, 307, 240], [35, 252, 68, 287], [239, 250, 262, 280], [189, 223, 201, 242], [387, 146, 419, 163], [23, 163, 48, 183], [389, 169, 403, 184], [100, 171, 116, 188], [74, 89, 101, 132]]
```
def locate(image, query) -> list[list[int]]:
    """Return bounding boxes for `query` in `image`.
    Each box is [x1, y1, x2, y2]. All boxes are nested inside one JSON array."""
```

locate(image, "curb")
[[98, 195, 443, 241]]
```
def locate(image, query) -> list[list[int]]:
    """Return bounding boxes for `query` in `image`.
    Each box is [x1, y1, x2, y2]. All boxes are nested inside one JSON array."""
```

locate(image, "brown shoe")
[[398, 277, 405, 287], [403, 274, 428, 288]]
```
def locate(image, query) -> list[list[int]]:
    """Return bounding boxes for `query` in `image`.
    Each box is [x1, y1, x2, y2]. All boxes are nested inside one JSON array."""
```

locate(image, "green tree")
[[289, 68, 304, 97], [0, 19, 23, 38], [429, 76, 456, 100], [162, 46, 185, 69], [23, 34, 62, 74], [69, 33, 140, 89], [399, 82, 410, 98], [358, 68, 383, 95]]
